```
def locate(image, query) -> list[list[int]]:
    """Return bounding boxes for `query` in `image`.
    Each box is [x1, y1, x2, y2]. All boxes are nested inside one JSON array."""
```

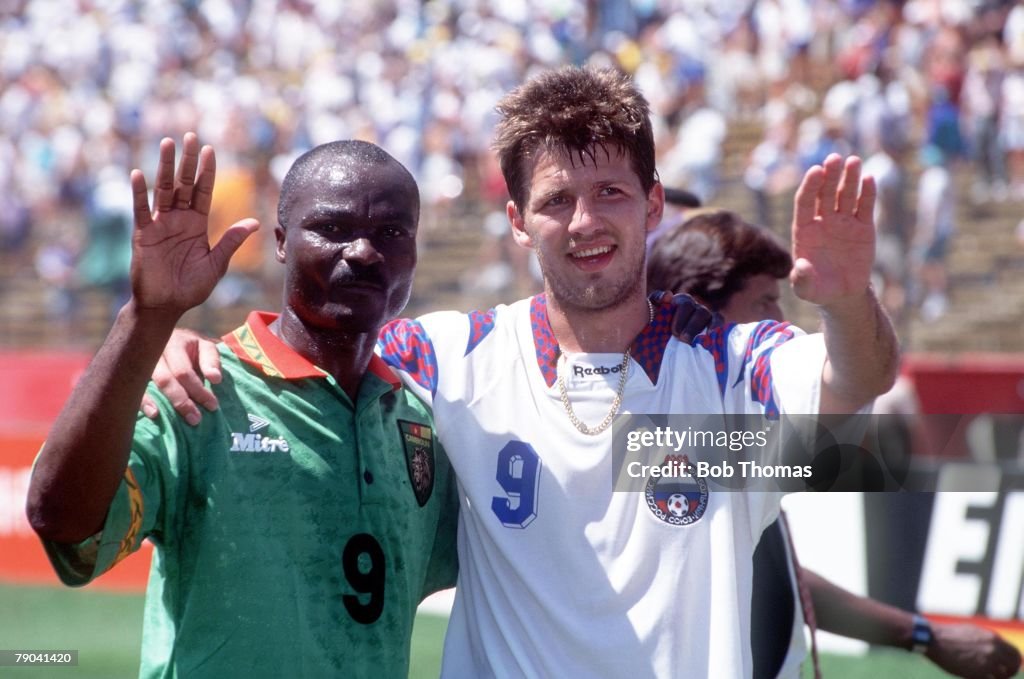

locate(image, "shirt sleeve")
[[377, 310, 482, 407], [420, 439, 460, 597], [39, 384, 186, 586], [713, 321, 824, 417]]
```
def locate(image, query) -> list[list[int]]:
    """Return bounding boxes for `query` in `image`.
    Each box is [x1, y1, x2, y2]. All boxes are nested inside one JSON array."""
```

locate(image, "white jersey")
[[378, 295, 825, 678]]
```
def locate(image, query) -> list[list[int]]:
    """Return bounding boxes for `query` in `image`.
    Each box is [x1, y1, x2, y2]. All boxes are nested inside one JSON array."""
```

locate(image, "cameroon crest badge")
[[398, 420, 435, 506]]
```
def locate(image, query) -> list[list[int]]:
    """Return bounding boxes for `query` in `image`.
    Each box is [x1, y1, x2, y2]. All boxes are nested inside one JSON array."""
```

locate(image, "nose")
[[567, 198, 601, 238], [343, 237, 384, 265]]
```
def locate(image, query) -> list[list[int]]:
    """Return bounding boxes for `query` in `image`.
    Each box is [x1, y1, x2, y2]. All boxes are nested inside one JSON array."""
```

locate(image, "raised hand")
[[790, 154, 876, 307], [129, 133, 259, 316]]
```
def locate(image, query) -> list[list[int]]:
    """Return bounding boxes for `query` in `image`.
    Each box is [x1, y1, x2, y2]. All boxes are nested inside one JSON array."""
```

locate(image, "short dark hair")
[[492, 66, 657, 210], [277, 140, 418, 227], [646, 210, 792, 311]]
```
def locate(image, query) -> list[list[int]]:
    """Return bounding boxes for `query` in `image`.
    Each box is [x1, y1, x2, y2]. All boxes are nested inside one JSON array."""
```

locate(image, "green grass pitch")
[[0, 584, 983, 678]]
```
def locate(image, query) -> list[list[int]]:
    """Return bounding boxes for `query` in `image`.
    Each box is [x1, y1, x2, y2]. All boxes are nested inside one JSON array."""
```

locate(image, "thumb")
[[209, 218, 260, 276], [789, 258, 815, 300]]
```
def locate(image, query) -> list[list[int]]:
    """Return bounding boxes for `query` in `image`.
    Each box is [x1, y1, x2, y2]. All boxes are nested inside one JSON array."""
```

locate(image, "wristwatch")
[[911, 614, 933, 653]]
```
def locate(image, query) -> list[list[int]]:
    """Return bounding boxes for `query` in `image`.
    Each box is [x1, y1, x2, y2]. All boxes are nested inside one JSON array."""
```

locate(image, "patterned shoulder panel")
[[530, 295, 560, 387], [377, 318, 440, 397], [465, 308, 498, 356], [695, 320, 796, 419], [695, 323, 737, 397], [631, 297, 675, 385], [740, 321, 796, 419]]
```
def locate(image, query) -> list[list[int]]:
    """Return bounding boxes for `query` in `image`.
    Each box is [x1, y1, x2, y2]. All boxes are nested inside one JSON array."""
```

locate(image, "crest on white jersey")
[[645, 455, 708, 526]]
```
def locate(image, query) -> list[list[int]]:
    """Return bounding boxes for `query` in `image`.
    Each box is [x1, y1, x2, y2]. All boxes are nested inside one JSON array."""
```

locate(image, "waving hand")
[[129, 132, 259, 316], [790, 154, 876, 307]]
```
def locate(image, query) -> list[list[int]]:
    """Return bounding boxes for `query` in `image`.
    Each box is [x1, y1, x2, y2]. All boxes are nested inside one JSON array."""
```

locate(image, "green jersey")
[[42, 311, 459, 678]]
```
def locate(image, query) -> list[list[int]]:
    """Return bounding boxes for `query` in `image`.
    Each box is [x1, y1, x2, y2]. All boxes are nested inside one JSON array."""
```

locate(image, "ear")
[[507, 200, 533, 249], [645, 182, 665, 233], [275, 225, 286, 263]]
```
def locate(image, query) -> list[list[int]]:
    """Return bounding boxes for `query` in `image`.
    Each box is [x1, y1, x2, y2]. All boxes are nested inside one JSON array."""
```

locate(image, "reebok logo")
[[230, 413, 290, 453], [572, 364, 624, 378]]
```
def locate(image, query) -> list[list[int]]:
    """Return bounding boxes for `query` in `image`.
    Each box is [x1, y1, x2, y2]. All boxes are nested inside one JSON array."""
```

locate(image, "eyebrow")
[[299, 206, 357, 224], [531, 186, 566, 204]]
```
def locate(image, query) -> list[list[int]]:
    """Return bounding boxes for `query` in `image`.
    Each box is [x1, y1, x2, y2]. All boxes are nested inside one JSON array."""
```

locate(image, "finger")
[[669, 293, 710, 342], [835, 155, 862, 214], [153, 137, 177, 214], [130, 169, 153, 229], [673, 303, 712, 345], [173, 132, 200, 209], [793, 164, 825, 229], [197, 336, 224, 385], [209, 218, 260, 277], [191, 144, 217, 216], [162, 347, 220, 414], [818, 153, 843, 213], [855, 175, 877, 225], [140, 393, 159, 419], [671, 292, 699, 308], [152, 362, 203, 426], [651, 290, 671, 306]]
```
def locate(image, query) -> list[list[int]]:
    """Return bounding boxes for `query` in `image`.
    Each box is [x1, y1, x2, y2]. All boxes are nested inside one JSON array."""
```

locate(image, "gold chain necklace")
[[556, 299, 654, 436]]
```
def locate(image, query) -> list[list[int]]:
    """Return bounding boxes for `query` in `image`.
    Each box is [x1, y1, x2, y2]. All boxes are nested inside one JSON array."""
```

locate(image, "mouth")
[[567, 244, 615, 271], [331, 277, 386, 294]]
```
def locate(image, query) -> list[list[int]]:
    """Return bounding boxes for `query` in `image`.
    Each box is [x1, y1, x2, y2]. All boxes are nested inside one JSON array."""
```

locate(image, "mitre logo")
[[229, 413, 291, 453]]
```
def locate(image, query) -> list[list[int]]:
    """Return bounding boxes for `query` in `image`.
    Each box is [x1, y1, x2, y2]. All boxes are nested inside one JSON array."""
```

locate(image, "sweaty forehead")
[[288, 159, 418, 221], [524, 145, 636, 198], [312, 157, 412, 194]]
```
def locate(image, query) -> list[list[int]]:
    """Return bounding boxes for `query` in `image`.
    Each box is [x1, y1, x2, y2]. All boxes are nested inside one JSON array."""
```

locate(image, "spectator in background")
[[659, 74, 728, 204], [912, 145, 956, 322], [1000, 58, 1024, 199], [744, 109, 803, 229], [204, 156, 267, 310], [77, 166, 133, 322], [962, 32, 1008, 203], [863, 123, 911, 327]]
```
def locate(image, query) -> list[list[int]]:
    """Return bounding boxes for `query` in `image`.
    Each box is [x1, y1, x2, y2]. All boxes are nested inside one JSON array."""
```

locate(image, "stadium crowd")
[[3, 0, 1024, 330]]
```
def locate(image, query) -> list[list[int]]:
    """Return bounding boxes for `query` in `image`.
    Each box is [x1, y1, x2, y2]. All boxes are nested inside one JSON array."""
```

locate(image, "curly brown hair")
[[646, 210, 792, 311], [492, 66, 657, 211]]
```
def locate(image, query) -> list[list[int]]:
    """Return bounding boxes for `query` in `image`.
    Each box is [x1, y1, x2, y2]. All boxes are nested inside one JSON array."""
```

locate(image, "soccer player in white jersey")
[[150, 66, 899, 677]]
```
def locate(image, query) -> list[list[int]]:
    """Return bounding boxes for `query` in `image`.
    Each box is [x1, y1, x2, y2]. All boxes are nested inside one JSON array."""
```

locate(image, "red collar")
[[222, 311, 401, 390]]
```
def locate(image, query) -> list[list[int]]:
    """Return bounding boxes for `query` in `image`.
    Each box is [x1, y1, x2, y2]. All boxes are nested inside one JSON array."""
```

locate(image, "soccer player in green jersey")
[[26, 133, 459, 678]]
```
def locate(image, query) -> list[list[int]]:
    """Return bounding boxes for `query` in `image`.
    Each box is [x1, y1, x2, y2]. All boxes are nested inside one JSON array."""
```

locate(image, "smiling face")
[[277, 154, 418, 335], [508, 144, 663, 313]]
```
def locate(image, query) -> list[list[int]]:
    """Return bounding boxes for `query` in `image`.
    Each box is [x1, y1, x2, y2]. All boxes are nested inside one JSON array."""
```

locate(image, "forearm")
[[26, 301, 182, 543], [819, 286, 899, 414], [806, 569, 915, 648]]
